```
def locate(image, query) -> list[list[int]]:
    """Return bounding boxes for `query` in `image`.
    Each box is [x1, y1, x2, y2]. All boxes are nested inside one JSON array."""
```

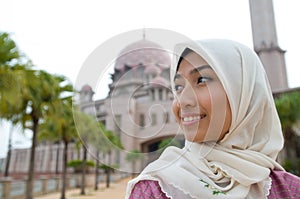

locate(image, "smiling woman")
[[172, 49, 232, 143], [125, 39, 300, 199]]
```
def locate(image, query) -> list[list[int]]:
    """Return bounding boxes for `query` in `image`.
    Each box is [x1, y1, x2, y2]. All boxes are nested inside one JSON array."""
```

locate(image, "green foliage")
[[99, 164, 119, 169], [275, 91, 300, 176], [99, 164, 119, 173], [38, 77, 77, 144], [92, 122, 124, 155], [275, 91, 300, 131], [282, 158, 300, 175], [0, 32, 20, 65], [282, 159, 293, 172], [67, 160, 95, 173], [126, 150, 144, 162], [0, 32, 29, 121], [67, 160, 95, 168], [0, 31, 80, 199], [158, 138, 181, 150], [72, 110, 100, 143]]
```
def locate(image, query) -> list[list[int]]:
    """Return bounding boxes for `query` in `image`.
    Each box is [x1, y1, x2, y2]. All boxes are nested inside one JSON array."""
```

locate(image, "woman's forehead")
[[175, 65, 212, 80], [175, 51, 215, 78]]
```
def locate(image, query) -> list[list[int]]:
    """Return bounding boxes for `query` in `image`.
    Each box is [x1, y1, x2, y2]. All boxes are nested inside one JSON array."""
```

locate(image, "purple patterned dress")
[[129, 170, 300, 199]]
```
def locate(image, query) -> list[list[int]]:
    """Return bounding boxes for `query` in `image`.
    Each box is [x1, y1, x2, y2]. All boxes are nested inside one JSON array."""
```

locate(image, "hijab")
[[126, 39, 284, 199]]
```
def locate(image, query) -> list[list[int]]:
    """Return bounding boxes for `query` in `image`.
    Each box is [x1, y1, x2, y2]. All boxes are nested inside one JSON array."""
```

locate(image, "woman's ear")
[[172, 99, 181, 124], [172, 99, 180, 108]]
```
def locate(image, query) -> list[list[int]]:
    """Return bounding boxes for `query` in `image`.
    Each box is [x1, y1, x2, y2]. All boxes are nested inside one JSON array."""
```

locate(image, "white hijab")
[[126, 39, 284, 199]]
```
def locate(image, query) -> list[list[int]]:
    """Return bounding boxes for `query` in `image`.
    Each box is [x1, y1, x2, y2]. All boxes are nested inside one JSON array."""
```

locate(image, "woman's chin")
[[184, 134, 205, 143]]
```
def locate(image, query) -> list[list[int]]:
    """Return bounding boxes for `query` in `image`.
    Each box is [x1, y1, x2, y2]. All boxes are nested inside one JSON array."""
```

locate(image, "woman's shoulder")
[[268, 169, 300, 198], [128, 180, 170, 199]]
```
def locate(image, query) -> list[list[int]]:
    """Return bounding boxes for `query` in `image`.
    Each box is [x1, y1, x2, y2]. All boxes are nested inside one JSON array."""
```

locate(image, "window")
[[115, 115, 121, 132], [140, 114, 145, 128], [151, 89, 155, 101], [165, 112, 169, 123], [159, 89, 163, 100], [151, 113, 157, 125]]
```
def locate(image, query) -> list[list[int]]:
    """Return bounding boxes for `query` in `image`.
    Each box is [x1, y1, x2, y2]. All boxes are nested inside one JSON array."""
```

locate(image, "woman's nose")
[[178, 84, 197, 108]]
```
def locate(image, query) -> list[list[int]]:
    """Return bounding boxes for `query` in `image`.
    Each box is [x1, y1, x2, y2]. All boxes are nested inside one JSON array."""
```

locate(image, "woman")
[[125, 39, 300, 198]]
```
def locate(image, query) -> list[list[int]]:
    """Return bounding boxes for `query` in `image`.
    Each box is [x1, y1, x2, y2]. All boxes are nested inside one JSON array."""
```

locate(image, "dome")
[[151, 75, 170, 88], [115, 39, 171, 72], [144, 64, 161, 75], [81, 84, 93, 92]]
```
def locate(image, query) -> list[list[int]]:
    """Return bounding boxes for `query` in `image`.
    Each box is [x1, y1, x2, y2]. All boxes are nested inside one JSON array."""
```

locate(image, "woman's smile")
[[181, 113, 206, 125]]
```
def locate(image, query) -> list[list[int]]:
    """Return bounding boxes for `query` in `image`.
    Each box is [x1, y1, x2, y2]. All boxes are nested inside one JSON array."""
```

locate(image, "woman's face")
[[172, 51, 232, 143]]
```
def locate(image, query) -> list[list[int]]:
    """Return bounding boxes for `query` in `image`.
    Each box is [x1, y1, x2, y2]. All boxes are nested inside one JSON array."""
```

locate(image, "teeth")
[[183, 116, 201, 122]]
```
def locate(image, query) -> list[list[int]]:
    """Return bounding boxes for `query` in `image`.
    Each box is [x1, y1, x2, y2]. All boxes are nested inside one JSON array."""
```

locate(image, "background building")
[[249, 0, 288, 91], [79, 38, 184, 172]]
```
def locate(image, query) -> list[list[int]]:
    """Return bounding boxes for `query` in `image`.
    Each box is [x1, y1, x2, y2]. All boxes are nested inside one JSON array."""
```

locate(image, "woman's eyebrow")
[[174, 65, 211, 81], [189, 65, 211, 75]]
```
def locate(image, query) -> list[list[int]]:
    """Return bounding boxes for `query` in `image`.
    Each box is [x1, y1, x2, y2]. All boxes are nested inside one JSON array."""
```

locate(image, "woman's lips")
[[181, 114, 206, 125]]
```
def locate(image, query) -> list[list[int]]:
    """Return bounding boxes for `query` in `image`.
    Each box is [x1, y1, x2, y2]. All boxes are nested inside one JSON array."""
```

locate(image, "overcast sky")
[[0, 0, 299, 158]]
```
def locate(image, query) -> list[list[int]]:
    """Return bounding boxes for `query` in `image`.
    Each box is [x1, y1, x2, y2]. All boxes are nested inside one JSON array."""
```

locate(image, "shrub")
[[67, 160, 95, 173]]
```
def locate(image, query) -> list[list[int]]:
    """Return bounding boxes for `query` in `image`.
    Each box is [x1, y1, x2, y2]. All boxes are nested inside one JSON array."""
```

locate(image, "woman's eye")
[[197, 76, 212, 84], [174, 84, 183, 92]]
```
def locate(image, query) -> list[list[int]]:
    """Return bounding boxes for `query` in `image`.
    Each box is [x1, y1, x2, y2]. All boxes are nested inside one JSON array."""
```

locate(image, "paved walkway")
[[34, 177, 131, 199]]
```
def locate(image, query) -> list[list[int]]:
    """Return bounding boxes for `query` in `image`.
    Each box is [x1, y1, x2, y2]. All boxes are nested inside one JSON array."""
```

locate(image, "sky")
[[0, 0, 300, 158]]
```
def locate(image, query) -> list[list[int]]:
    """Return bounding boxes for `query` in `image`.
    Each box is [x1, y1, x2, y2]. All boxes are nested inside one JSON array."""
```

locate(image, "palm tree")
[[98, 122, 123, 188], [72, 110, 100, 195], [88, 123, 109, 191], [38, 75, 76, 199], [69, 110, 124, 192], [0, 32, 29, 114], [0, 32, 74, 199], [19, 69, 63, 199], [0, 32, 29, 177], [90, 122, 123, 190]]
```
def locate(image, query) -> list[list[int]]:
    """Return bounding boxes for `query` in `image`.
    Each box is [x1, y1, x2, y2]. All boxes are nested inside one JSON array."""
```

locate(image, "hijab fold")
[[126, 39, 284, 199]]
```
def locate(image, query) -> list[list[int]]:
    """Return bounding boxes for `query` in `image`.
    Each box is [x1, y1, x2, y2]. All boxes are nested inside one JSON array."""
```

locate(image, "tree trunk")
[[4, 124, 13, 177], [55, 144, 60, 174], [80, 146, 87, 195], [26, 115, 39, 199], [60, 141, 68, 199], [106, 150, 111, 188], [131, 161, 136, 179], [94, 149, 99, 190], [106, 168, 110, 188]]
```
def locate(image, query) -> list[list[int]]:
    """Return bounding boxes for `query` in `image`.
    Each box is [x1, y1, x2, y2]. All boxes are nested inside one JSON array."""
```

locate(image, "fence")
[[0, 176, 77, 199], [0, 172, 128, 199]]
